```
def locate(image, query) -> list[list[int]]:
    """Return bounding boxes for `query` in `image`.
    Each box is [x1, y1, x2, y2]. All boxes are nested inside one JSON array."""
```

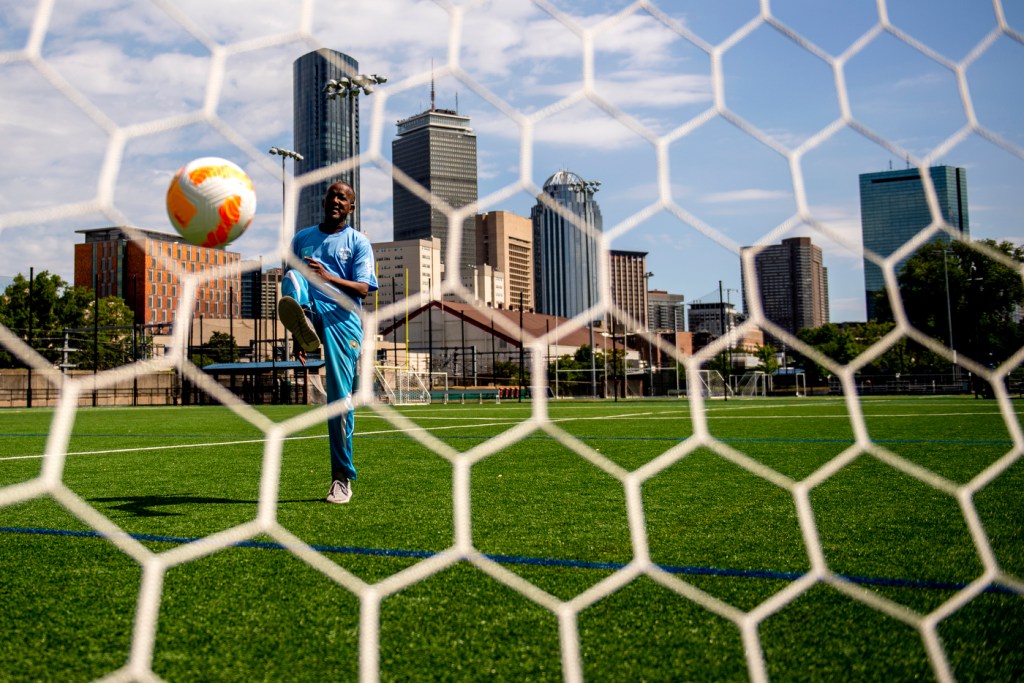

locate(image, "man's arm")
[[303, 257, 369, 298]]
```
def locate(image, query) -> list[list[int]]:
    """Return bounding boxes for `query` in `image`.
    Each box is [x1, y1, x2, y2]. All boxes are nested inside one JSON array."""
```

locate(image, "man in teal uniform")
[[278, 181, 378, 504]]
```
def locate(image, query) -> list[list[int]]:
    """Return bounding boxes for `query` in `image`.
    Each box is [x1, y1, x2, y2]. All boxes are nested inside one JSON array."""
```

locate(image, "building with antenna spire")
[[391, 76, 479, 278]]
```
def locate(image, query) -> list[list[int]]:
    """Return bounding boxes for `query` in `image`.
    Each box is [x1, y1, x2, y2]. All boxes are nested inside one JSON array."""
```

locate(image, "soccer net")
[[698, 369, 733, 399], [735, 370, 768, 398], [307, 373, 328, 405], [0, 2, 1021, 682], [373, 365, 431, 406]]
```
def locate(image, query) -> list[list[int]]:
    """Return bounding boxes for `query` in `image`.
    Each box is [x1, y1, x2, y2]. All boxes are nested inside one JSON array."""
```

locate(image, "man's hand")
[[304, 257, 326, 278]]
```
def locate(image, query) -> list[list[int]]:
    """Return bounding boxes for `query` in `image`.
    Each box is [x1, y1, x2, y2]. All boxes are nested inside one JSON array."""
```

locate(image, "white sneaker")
[[325, 479, 352, 504], [278, 296, 320, 353]]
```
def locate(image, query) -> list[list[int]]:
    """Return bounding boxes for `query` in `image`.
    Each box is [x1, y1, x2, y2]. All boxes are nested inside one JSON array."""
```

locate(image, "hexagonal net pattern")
[[0, 1, 1022, 682]]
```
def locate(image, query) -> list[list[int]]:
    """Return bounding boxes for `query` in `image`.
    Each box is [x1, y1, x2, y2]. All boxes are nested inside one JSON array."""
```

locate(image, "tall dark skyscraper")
[[741, 236, 829, 337], [859, 165, 969, 319], [293, 49, 362, 232], [391, 102, 478, 275], [531, 170, 603, 319]]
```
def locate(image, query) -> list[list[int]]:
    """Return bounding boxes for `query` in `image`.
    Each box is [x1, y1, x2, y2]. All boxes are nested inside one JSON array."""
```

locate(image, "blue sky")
[[1, 0, 1022, 323]]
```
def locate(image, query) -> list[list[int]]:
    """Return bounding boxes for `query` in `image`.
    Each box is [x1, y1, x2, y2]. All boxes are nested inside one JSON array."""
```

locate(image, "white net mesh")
[[374, 366, 431, 406], [1, 1, 1022, 681]]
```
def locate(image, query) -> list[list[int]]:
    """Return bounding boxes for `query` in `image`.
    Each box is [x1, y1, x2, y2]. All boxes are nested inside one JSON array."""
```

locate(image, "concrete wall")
[[0, 369, 180, 408]]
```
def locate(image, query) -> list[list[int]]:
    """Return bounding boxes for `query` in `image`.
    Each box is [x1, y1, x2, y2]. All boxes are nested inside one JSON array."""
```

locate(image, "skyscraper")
[[391, 101, 478, 275], [648, 290, 685, 332], [293, 49, 362, 233], [859, 165, 969, 319], [688, 300, 741, 339], [476, 211, 533, 312], [741, 236, 829, 337], [531, 171, 603, 319], [609, 250, 649, 330]]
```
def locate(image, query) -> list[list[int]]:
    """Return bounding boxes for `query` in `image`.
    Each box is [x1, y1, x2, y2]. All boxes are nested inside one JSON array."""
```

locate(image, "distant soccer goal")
[[735, 371, 768, 398], [374, 365, 431, 406], [427, 371, 449, 391], [697, 369, 733, 399], [307, 373, 328, 405]]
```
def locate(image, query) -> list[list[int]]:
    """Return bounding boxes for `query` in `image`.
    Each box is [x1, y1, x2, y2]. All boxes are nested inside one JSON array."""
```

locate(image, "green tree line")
[[0, 271, 135, 371], [795, 239, 1024, 384]]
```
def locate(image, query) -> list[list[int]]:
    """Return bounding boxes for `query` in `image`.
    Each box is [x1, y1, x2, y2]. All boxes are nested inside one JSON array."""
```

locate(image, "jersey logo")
[[338, 247, 353, 261], [349, 339, 359, 350]]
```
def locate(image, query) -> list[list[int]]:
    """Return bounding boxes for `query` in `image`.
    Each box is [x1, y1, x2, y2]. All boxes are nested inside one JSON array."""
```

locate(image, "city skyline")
[[1, 1, 1022, 325]]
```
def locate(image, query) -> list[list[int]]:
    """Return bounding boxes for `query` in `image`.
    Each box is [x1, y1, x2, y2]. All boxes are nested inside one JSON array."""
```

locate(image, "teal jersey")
[[290, 224, 378, 307]]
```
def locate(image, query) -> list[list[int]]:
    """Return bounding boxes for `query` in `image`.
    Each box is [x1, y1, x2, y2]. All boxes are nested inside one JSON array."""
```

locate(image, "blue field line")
[[1, 525, 1013, 595], [358, 433, 1013, 446], [2, 433, 262, 439]]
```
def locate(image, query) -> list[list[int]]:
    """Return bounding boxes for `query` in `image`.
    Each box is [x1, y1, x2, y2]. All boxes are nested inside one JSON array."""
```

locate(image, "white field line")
[[0, 418, 525, 462], [0, 408, 1007, 462]]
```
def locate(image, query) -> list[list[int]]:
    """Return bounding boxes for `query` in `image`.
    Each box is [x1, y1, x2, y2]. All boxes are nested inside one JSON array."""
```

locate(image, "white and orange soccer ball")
[[166, 157, 256, 248]]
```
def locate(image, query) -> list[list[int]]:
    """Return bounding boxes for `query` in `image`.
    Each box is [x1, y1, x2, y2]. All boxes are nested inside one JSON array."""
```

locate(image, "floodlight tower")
[[323, 73, 388, 182], [268, 146, 303, 223], [569, 178, 601, 399]]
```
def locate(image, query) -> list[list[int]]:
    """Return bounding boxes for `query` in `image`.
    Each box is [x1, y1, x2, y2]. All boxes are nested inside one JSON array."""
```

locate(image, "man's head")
[[322, 181, 355, 229]]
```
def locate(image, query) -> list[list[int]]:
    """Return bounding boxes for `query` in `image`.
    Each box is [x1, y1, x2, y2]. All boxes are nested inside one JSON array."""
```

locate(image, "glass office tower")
[[859, 165, 969, 320], [391, 107, 478, 275], [530, 170, 603, 319], [293, 49, 362, 233]]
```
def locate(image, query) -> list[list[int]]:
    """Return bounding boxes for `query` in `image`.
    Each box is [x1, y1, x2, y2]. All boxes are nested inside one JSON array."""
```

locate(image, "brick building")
[[74, 227, 242, 326]]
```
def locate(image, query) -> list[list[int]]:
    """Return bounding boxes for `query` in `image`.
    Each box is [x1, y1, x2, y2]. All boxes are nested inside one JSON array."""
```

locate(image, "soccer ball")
[[166, 156, 256, 248]]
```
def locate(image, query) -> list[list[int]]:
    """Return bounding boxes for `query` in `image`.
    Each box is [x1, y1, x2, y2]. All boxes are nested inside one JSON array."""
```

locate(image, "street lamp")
[[268, 146, 303, 363], [568, 177, 601, 399], [942, 248, 957, 381], [268, 146, 303, 228], [644, 271, 654, 397]]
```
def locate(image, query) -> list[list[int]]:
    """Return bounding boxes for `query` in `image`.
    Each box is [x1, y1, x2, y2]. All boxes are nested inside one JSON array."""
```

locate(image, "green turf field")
[[1, 397, 1021, 682]]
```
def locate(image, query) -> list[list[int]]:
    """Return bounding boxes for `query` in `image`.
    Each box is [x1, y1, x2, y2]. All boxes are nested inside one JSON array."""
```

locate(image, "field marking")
[[0, 410, 662, 462], [0, 406, 1012, 462], [2, 524, 1009, 597], [0, 418, 526, 462]]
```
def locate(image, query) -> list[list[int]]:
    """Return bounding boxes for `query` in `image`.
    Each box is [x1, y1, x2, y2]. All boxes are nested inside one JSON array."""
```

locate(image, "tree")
[[547, 345, 601, 397], [0, 271, 93, 368], [753, 344, 780, 375], [493, 359, 528, 385], [891, 239, 1024, 367], [0, 271, 141, 371], [204, 332, 241, 364], [75, 296, 136, 371], [796, 321, 914, 385]]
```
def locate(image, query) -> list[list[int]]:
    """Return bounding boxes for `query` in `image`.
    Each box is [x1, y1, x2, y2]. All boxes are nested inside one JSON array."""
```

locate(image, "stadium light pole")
[[268, 146, 303, 229], [268, 146, 302, 365], [27, 267, 33, 408], [570, 178, 601, 399], [645, 271, 654, 397], [942, 248, 957, 381], [324, 73, 387, 227]]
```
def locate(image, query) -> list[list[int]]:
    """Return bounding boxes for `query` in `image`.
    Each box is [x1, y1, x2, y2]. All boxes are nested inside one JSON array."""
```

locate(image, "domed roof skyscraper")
[[530, 170, 603, 320]]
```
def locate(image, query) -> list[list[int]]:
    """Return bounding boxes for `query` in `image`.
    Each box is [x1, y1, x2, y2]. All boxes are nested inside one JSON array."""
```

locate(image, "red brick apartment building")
[[74, 227, 241, 326]]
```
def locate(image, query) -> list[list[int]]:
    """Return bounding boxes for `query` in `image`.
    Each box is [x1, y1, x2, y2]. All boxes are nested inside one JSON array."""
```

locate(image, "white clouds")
[[701, 189, 791, 203], [0, 0, 1018, 323]]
